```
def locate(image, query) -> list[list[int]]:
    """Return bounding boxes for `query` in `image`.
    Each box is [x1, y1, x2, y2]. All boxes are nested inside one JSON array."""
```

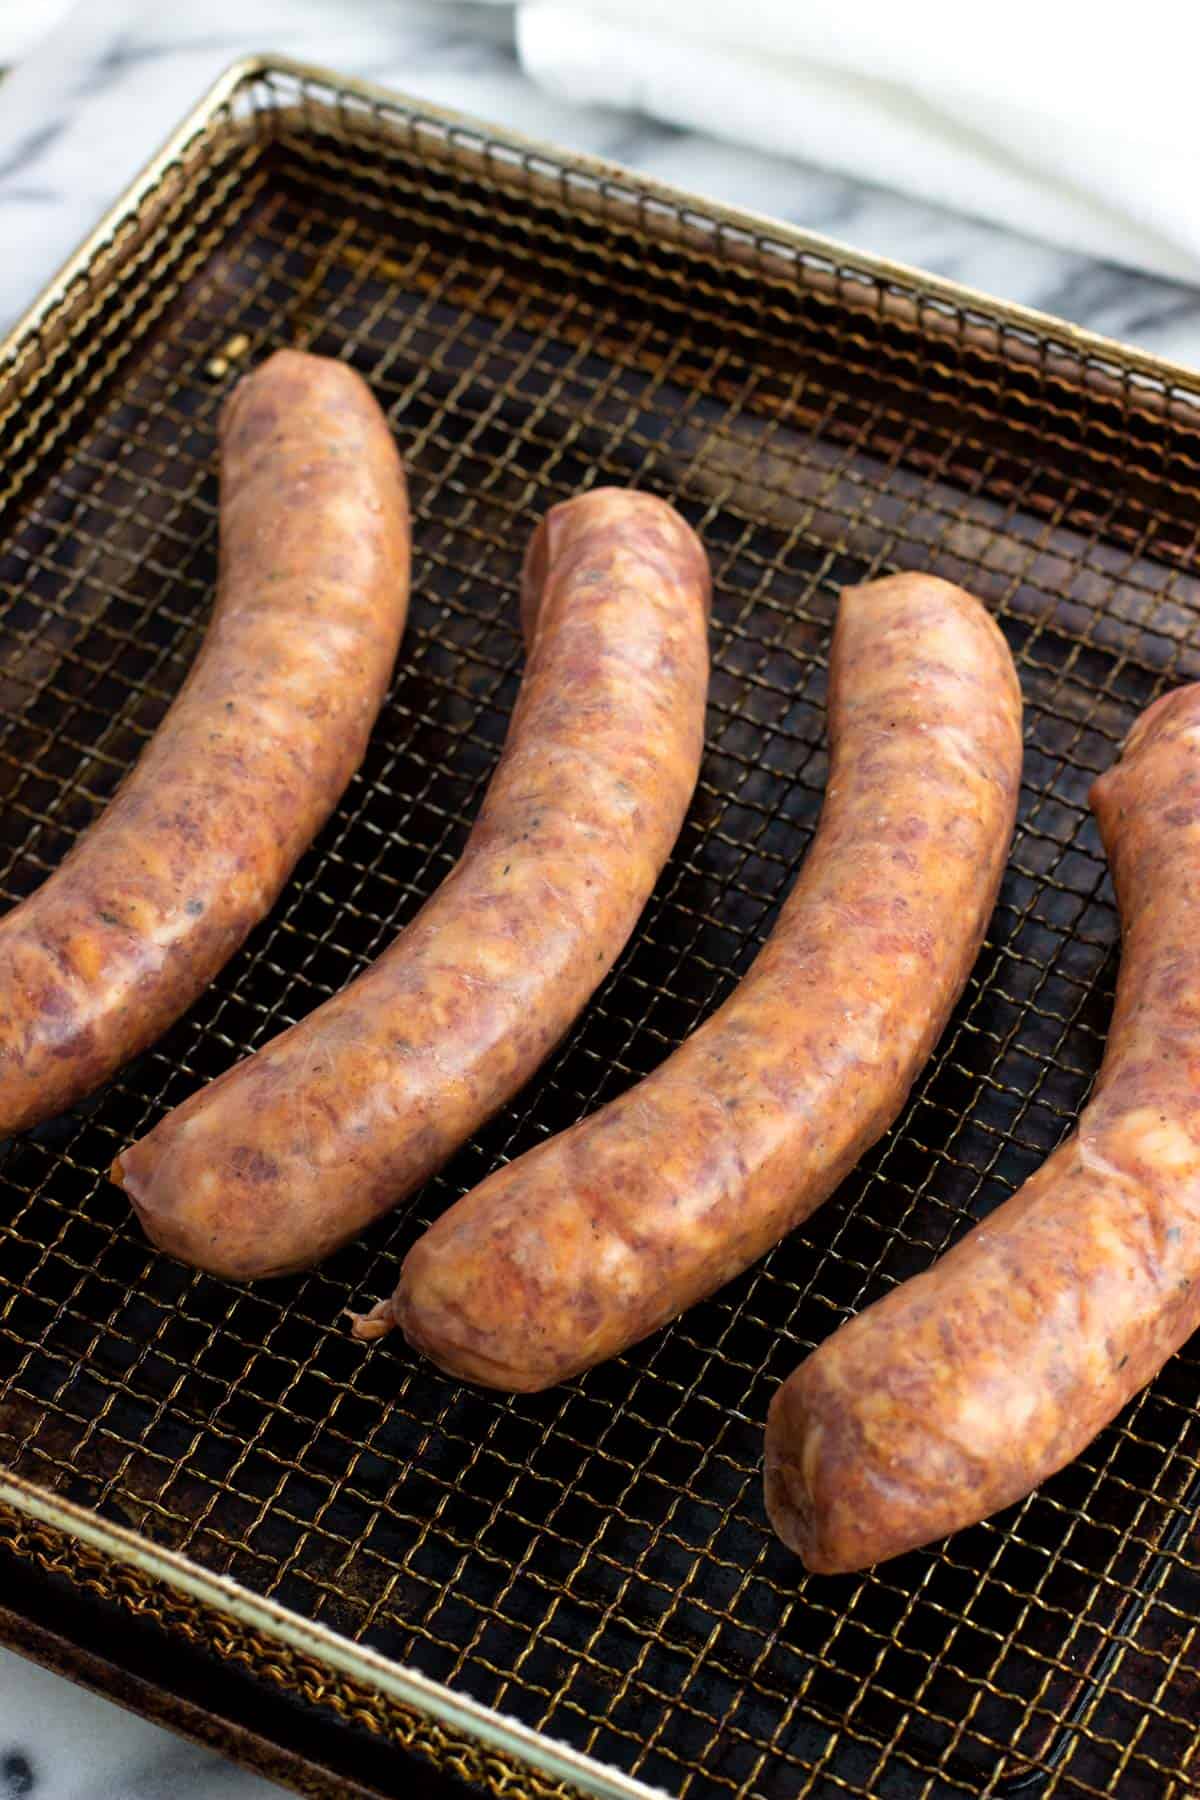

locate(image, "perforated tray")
[[1, 54, 1198, 1800]]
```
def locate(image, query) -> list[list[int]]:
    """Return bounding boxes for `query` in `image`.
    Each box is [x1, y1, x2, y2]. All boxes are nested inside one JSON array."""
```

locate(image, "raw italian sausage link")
[[380, 572, 1023, 1389], [113, 488, 711, 1279], [765, 684, 1200, 1573], [0, 348, 410, 1136]]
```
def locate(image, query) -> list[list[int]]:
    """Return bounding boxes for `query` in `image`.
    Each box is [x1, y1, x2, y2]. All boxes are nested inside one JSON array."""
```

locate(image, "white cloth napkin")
[[467, 0, 1200, 285]]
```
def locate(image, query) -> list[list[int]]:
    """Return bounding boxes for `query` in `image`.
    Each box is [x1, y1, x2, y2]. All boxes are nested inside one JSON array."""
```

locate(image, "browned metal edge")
[[0, 1588, 391, 1800], [252, 55, 1200, 423], [6, 49, 1200, 428], [0, 1482, 660, 1800]]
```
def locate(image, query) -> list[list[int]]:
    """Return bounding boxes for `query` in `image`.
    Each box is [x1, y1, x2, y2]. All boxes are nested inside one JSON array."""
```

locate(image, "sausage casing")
[[765, 684, 1200, 1573], [113, 488, 710, 1279], [386, 572, 1023, 1389], [0, 349, 410, 1135]]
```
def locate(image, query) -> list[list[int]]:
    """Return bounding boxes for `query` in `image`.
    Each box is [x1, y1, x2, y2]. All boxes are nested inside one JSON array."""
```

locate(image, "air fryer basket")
[[0, 56, 1197, 1800]]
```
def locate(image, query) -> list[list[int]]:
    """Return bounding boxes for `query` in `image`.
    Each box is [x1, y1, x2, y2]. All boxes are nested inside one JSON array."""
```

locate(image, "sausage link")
[[765, 684, 1200, 1572], [0, 349, 409, 1135], [113, 489, 710, 1279], [383, 572, 1022, 1389]]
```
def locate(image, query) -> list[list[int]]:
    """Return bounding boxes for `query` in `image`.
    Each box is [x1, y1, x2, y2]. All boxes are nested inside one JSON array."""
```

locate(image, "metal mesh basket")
[[0, 55, 1198, 1800]]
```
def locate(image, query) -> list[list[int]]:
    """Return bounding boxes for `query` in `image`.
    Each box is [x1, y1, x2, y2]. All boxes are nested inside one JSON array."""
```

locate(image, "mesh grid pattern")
[[0, 63, 1199, 1799]]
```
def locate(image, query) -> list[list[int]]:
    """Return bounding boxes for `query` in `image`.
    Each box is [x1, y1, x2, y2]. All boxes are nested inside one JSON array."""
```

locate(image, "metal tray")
[[1, 54, 1198, 1800]]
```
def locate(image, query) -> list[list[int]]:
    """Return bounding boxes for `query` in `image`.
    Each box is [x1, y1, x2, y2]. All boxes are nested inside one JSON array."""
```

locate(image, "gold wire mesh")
[[0, 56, 1199, 1800]]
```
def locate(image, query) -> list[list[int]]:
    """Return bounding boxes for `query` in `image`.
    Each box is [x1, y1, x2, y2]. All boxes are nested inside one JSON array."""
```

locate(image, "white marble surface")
[[0, 1646, 281, 1798], [2, 1, 1200, 1796]]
